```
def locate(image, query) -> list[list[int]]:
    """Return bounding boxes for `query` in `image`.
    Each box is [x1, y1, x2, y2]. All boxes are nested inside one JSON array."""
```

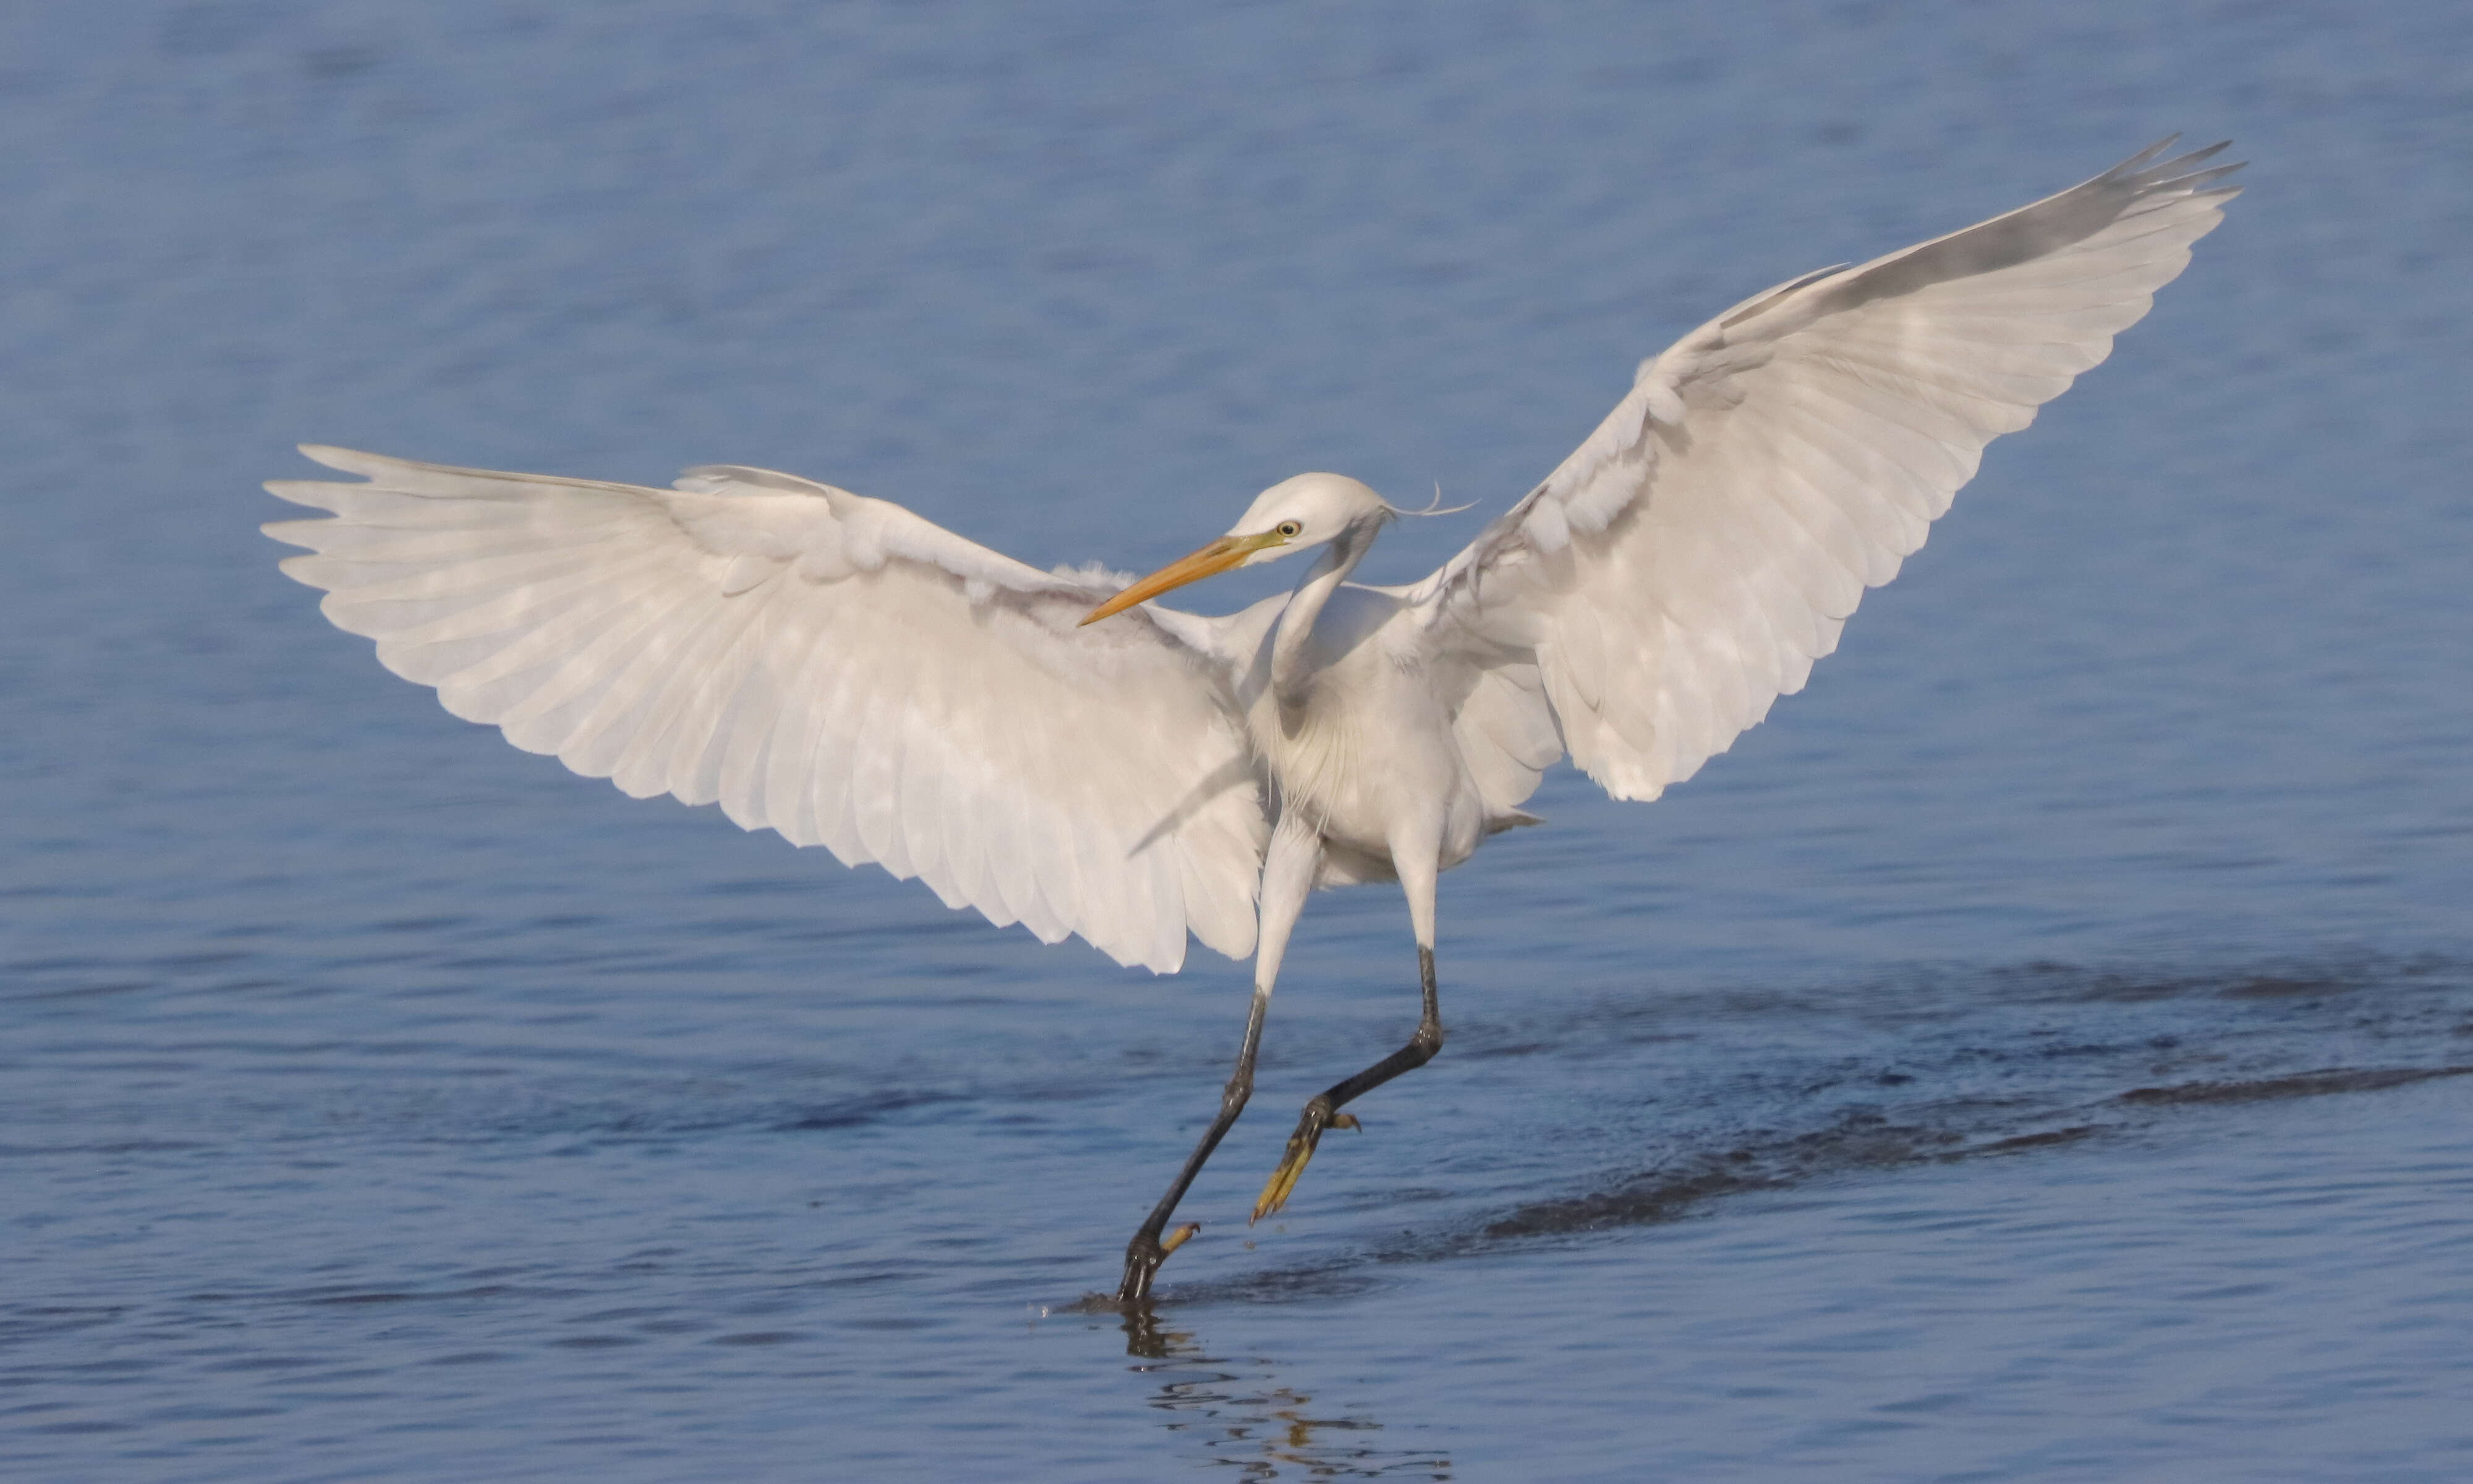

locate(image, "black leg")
[[1116, 986, 1271, 1304], [1254, 946, 1442, 1221]]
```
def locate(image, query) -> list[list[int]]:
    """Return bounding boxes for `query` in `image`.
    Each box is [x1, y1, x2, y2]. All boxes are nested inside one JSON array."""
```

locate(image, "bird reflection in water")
[[1120, 1303, 1453, 1480]]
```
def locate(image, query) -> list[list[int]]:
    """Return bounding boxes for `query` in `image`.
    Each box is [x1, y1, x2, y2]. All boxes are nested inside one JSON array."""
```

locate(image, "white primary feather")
[[266, 448, 1269, 972], [1407, 138, 2241, 803]]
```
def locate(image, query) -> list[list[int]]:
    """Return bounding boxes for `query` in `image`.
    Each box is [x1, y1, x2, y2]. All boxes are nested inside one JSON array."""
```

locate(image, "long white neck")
[[1270, 519, 1379, 716]]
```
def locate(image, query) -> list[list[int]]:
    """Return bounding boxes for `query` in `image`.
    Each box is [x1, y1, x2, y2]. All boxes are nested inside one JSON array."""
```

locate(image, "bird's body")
[[267, 139, 2240, 1304], [1226, 541, 1510, 889]]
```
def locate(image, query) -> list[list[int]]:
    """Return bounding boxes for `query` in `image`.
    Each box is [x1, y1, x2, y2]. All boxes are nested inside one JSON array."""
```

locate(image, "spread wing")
[[1410, 138, 2241, 803], [266, 447, 1269, 971]]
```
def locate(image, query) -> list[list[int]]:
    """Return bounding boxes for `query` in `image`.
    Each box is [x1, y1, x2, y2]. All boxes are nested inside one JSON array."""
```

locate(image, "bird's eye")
[[1276, 521, 1302, 538]]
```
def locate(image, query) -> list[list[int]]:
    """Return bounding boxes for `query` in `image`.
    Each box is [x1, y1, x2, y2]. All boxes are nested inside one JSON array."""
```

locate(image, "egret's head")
[[1224, 473, 1391, 566], [1081, 473, 1389, 625]]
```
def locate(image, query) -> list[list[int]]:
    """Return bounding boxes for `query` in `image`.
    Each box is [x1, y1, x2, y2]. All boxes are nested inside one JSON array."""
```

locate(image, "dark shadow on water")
[[1094, 954, 2473, 1316], [2116, 1064, 2473, 1105], [1039, 950, 2473, 1484]]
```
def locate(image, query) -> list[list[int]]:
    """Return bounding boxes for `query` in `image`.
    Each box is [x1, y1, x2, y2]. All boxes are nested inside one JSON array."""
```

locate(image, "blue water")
[[6, 3, 2471, 1479]]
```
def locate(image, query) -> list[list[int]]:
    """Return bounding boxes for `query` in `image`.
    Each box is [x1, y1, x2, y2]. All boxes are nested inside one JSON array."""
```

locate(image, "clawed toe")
[[1253, 1099, 1355, 1222], [1116, 1221, 1202, 1304]]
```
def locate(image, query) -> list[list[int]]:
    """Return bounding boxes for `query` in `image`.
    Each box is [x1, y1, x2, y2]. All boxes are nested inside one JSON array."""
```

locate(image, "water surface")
[[6, 3, 2471, 1479]]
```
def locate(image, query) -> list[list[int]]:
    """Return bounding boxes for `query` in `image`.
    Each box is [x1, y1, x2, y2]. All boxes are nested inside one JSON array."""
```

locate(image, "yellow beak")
[[1080, 531, 1286, 625]]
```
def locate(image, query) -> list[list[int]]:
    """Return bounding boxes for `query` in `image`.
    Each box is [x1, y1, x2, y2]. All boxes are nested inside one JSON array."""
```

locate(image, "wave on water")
[[1075, 952, 2473, 1312]]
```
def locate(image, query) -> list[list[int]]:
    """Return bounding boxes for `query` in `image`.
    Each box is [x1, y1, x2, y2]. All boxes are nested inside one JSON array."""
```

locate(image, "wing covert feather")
[[1413, 138, 2239, 802], [266, 447, 1269, 971]]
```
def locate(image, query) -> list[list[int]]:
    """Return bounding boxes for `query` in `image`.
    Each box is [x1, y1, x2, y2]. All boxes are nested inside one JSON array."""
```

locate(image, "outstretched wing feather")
[[1415, 138, 2239, 803], [266, 447, 1269, 971]]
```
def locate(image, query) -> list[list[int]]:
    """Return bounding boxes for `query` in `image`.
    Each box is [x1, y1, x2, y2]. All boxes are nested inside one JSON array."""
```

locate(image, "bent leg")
[[1253, 834, 1445, 1222], [1252, 946, 1441, 1220]]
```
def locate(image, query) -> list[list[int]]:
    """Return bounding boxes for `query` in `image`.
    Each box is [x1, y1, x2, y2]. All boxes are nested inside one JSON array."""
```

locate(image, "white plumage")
[[267, 138, 2239, 1300], [1410, 138, 2239, 802], [268, 452, 1268, 972]]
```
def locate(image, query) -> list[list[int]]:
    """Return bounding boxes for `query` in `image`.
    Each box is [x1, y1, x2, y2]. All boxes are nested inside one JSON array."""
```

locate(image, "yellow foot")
[[1251, 1105, 1361, 1223], [1159, 1222, 1201, 1257]]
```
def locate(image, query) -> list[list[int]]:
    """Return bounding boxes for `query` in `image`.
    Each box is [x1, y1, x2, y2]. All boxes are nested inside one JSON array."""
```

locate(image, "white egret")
[[266, 138, 2239, 1302]]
